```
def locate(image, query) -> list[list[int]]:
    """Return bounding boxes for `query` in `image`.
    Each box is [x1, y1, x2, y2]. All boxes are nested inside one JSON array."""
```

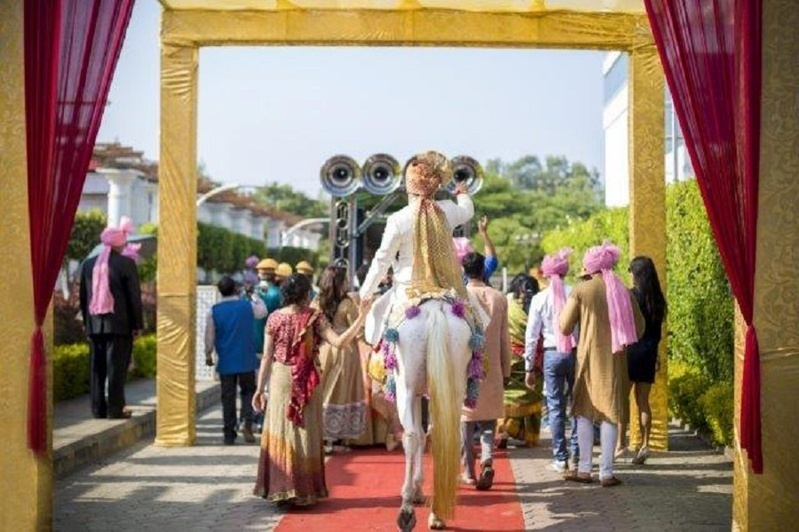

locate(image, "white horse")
[[390, 299, 474, 531]]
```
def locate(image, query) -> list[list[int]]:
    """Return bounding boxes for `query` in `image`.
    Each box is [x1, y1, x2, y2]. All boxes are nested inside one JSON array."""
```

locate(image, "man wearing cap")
[[295, 260, 318, 300], [79, 217, 143, 420], [253, 258, 281, 354], [559, 241, 644, 487], [524, 247, 579, 472], [275, 262, 293, 286]]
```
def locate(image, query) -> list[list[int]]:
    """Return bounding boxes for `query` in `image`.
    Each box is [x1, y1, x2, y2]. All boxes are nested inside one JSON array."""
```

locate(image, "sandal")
[[632, 447, 650, 465], [475, 461, 495, 491], [601, 476, 623, 487], [563, 470, 593, 483]]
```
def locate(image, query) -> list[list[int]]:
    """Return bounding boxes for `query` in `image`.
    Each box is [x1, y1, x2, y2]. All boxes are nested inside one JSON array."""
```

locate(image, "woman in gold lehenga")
[[252, 274, 369, 506], [497, 274, 544, 448], [314, 265, 367, 452]]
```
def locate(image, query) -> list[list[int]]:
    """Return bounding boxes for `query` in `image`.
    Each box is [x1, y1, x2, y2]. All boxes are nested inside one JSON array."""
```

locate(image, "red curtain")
[[644, 1, 763, 472], [24, 0, 135, 454]]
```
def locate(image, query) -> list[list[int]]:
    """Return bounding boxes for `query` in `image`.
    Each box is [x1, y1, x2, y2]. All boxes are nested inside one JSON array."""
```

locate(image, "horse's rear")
[[394, 299, 472, 530]]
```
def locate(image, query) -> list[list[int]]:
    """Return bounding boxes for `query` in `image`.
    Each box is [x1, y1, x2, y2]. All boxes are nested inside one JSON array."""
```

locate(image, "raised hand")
[[477, 215, 488, 234]]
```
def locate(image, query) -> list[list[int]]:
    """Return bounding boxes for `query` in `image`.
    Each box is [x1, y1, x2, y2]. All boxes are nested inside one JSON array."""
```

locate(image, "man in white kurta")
[[358, 188, 474, 344]]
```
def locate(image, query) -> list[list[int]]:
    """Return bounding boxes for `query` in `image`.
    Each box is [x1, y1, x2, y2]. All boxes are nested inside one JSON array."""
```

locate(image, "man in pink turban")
[[524, 247, 579, 472], [558, 240, 644, 487], [79, 216, 143, 419]]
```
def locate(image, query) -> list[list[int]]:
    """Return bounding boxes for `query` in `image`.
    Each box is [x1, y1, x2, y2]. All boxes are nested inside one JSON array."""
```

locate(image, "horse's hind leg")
[[411, 398, 425, 505], [397, 369, 424, 530], [397, 414, 419, 530]]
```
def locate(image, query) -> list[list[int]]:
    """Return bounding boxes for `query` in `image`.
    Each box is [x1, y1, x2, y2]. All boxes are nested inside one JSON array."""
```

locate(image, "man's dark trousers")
[[90, 333, 133, 418], [220, 371, 256, 443]]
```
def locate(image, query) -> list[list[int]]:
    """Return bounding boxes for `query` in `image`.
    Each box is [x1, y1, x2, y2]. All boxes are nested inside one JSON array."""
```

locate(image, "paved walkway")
[[54, 378, 218, 477], [55, 399, 732, 531]]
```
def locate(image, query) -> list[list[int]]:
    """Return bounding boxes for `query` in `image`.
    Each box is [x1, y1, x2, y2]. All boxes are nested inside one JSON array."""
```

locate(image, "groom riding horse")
[[359, 151, 487, 531]]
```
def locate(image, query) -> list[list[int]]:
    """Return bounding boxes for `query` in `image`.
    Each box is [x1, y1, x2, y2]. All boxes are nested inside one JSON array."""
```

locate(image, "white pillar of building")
[[104, 169, 136, 227]]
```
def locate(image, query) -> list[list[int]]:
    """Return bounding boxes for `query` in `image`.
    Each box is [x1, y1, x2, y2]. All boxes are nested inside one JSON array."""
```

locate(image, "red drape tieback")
[[741, 325, 762, 473], [28, 328, 47, 454]]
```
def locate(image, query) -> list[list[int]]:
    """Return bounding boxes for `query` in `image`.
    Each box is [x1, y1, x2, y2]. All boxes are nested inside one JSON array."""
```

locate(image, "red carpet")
[[276, 447, 525, 532]]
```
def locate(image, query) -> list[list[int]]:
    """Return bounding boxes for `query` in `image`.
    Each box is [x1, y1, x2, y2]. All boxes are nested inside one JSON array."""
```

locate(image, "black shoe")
[[224, 438, 236, 446], [475, 460, 495, 491], [108, 411, 132, 419]]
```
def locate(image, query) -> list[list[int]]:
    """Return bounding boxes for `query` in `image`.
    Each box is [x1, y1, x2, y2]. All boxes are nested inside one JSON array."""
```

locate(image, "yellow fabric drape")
[[407, 199, 468, 300]]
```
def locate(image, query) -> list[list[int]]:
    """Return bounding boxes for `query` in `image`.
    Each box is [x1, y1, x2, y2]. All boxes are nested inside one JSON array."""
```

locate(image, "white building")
[[79, 143, 322, 250], [602, 52, 694, 207]]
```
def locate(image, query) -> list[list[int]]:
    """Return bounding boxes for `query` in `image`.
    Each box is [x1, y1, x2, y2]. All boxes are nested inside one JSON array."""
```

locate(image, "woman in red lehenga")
[[252, 274, 369, 506]]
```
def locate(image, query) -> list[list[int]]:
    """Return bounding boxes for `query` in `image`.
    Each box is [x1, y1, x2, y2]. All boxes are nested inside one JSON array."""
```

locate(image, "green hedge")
[[198, 222, 267, 274], [52, 343, 91, 403], [666, 180, 734, 382], [541, 179, 735, 446], [53, 334, 157, 402], [540, 206, 630, 284], [265, 246, 320, 269], [129, 334, 157, 380]]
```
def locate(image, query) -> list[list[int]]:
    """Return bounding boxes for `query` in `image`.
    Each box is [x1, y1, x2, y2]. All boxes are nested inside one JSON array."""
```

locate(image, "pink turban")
[[89, 217, 134, 316], [121, 243, 141, 263], [542, 248, 575, 353], [541, 247, 571, 278], [453, 237, 473, 263], [582, 240, 638, 353]]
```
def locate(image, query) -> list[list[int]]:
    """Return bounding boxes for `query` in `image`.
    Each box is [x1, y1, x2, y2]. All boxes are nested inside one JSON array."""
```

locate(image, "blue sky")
[[98, 1, 606, 196]]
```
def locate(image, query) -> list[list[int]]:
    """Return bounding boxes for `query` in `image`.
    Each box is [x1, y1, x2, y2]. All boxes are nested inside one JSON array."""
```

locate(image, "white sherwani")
[[359, 193, 474, 345]]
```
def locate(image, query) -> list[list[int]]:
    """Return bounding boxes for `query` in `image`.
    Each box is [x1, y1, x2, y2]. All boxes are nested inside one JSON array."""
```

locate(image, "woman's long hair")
[[509, 274, 540, 314], [629, 256, 667, 322], [316, 265, 349, 323], [280, 274, 312, 307]]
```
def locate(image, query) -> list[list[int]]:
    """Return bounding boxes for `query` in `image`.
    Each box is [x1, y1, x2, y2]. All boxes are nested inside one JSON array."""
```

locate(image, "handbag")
[[367, 341, 387, 384]]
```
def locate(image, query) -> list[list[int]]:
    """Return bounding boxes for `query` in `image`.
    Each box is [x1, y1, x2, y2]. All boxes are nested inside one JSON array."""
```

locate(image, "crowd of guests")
[[200, 225, 666, 507], [79, 162, 667, 515]]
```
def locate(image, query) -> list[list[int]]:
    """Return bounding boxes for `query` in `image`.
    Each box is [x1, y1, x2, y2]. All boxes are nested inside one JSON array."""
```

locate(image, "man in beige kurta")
[[560, 269, 644, 485], [461, 252, 512, 490]]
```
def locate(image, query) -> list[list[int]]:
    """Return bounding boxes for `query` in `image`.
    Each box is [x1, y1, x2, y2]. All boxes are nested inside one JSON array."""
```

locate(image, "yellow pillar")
[[0, 1, 54, 529], [735, 0, 799, 527], [627, 45, 667, 451], [155, 40, 199, 446]]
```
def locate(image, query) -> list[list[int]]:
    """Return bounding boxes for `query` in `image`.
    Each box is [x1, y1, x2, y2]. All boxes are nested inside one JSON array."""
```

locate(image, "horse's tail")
[[426, 302, 459, 520]]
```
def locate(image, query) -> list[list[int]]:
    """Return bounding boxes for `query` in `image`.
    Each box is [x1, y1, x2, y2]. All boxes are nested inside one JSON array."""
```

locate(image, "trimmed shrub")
[[667, 360, 709, 433], [198, 222, 267, 274], [265, 246, 319, 270], [541, 179, 735, 442], [700, 381, 734, 446], [52, 343, 91, 402], [540, 207, 630, 284], [129, 333, 157, 379], [52, 334, 157, 402], [666, 180, 734, 382]]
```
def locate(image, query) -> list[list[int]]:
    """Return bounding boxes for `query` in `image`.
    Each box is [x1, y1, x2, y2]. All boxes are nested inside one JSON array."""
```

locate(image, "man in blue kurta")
[[205, 276, 267, 445]]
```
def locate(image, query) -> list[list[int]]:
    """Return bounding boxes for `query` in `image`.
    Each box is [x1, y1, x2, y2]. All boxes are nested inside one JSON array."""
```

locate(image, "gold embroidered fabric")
[[407, 199, 467, 301]]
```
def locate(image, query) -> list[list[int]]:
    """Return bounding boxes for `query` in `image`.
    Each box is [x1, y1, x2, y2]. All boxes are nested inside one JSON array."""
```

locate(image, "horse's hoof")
[[428, 513, 446, 530], [412, 489, 425, 505], [397, 507, 416, 531]]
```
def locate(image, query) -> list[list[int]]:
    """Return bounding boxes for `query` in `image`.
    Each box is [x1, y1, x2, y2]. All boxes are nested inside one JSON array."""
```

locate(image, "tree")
[[253, 182, 328, 219], [466, 154, 603, 273], [66, 210, 107, 262]]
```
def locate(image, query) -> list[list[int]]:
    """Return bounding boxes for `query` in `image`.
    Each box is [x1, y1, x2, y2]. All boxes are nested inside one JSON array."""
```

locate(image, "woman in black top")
[[619, 256, 667, 464]]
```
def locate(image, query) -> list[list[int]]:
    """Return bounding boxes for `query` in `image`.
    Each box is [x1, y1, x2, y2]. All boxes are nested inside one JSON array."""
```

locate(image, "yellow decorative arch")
[[154, 0, 666, 452]]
